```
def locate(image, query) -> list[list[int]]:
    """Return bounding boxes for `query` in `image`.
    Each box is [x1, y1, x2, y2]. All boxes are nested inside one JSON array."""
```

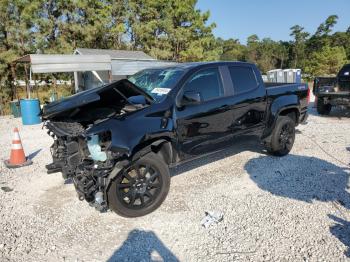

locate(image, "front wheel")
[[107, 152, 170, 217], [265, 116, 296, 156]]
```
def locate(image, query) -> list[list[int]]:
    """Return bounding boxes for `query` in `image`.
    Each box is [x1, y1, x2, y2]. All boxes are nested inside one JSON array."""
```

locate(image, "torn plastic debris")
[[201, 211, 223, 228]]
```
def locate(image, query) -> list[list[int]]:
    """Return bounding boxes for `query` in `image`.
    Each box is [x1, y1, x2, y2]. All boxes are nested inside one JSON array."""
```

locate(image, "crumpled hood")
[[42, 79, 153, 119]]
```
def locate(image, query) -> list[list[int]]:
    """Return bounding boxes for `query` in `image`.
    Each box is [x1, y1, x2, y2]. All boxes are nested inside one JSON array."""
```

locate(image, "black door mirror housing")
[[181, 91, 202, 106]]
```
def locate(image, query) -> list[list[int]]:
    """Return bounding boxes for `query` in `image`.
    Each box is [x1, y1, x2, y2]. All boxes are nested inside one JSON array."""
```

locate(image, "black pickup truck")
[[42, 62, 309, 217], [313, 64, 350, 115]]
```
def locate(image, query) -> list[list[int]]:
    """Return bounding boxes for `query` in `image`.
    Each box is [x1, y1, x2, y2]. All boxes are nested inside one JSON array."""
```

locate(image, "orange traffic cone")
[[4, 127, 32, 168]]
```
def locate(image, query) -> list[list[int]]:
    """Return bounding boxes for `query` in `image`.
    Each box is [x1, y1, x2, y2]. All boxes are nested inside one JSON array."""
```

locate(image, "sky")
[[196, 0, 350, 44]]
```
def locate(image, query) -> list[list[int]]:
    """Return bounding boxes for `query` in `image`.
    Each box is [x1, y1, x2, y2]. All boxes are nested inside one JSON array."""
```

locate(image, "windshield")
[[128, 67, 185, 102]]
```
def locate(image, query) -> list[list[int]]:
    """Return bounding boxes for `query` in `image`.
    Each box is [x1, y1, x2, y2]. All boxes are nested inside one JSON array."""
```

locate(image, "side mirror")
[[181, 91, 202, 106]]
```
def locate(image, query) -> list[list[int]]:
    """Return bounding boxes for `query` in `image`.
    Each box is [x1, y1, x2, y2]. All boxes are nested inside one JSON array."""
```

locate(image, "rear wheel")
[[265, 116, 296, 156], [316, 97, 331, 115], [107, 152, 170, 217]]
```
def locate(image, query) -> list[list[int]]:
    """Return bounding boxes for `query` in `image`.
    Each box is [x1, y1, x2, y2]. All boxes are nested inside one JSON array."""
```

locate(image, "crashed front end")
[[45, 121, 116, 211], [42, 80, 151, 211]]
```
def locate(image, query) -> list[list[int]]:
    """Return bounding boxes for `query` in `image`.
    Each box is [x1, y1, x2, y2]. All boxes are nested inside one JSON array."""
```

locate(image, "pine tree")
[[304, 45, 347, 77], [290, 25, 309, 68], [0, 0, 39, 99]]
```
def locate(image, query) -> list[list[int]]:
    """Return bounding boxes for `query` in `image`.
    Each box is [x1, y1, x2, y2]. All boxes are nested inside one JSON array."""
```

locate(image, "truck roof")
[[147, 61, 255, 71]]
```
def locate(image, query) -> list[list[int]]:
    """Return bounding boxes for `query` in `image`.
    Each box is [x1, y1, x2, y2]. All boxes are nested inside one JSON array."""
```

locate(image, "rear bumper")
[[317, 91, 350, 98], [317, 92, 350, 107]]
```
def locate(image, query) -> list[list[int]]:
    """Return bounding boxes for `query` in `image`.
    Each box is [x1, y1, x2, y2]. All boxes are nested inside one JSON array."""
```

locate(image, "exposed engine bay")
[[43, 80, 151, 212]]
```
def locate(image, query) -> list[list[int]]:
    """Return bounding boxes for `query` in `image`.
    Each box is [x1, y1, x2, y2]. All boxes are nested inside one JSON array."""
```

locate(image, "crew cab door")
[[174, 67, 235, 159], [225, 65, 267, 135]]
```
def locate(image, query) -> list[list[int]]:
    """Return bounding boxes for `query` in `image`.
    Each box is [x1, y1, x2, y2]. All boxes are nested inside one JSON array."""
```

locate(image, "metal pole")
[[74, 71, 79, 93], [27, 66, 32, 99]]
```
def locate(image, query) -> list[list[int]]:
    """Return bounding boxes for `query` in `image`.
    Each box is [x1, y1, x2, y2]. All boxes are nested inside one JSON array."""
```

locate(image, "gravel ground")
[[0, 100, 350, 262]]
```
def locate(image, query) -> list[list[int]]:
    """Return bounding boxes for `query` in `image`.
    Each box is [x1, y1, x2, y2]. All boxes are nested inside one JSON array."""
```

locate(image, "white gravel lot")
[[0, 101, 350, 262]]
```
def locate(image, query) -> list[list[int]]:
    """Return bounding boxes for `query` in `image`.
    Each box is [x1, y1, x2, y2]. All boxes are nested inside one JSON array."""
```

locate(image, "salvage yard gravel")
[[1, 104, 350, 261]]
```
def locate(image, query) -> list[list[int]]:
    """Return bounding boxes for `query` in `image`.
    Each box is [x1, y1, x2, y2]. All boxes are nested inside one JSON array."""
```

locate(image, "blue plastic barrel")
[[20, 99, 41, 125]]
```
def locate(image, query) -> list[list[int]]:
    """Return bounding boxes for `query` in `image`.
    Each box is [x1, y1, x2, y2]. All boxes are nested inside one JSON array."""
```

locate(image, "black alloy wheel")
[[117, 163, 162, 209], [278, 122, 295, 152], [108, 152, 170, 217], [265, 116, 296, 156]]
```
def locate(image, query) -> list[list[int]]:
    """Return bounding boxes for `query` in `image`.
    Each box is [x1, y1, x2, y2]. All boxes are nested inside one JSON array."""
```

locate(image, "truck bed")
[[264, 82, 299, 88], [265, 82, 309, 124]]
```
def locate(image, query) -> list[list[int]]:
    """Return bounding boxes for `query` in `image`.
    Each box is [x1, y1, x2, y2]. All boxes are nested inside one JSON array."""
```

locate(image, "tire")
[[265, 116, 296, 156], [316, 97, 331, 115], [107, 152, 170, 217]]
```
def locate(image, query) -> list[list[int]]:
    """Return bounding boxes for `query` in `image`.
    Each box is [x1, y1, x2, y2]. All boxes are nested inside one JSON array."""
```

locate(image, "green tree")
[[217, 38, 246, 61], [256, 38, 278, 72], [315, 15, 338, 36], [0, 0, 38, 99], [290, 25, 309, 68], [304, 45, 347, 77], [244, 36, 287, 72], [308, 15, 339, 53], [174, 1, 221, 62], [274, 42, 289, 68], [126, 0, 220, 61], [245, 34, 259, 64], [330, 31, 350, 60], [34, 0, 127, 53]]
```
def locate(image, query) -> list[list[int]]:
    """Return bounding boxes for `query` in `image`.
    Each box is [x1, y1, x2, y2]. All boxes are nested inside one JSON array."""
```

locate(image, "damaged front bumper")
[[45, 121, 86, 178], [45, 121, 123, 212]]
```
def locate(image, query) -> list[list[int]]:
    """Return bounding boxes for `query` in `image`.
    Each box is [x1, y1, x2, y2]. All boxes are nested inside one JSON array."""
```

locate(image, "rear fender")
[[262, 95, 300, 140]]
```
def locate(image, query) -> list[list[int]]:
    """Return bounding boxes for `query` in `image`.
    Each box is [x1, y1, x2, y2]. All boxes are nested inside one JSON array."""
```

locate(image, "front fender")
[[86, 115, 175, 157]]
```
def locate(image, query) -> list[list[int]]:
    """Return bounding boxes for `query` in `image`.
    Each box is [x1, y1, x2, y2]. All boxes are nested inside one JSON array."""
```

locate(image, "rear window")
[[228, 66, 258, 95]]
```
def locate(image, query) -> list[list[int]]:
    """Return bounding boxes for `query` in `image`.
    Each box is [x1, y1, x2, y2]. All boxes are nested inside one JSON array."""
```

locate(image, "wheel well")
[[279, 108, 298, 123], [132, 138, 174, 166], [154, 141, 173, 165]]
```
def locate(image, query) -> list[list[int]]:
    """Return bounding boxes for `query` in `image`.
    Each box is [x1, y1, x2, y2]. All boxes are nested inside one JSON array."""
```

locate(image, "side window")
[[228, 66, 258, 95], [183, 68, 224, 102]]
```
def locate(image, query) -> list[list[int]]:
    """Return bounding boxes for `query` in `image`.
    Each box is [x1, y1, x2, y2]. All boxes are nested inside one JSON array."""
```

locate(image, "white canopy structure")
[[15, 49, 176, 92], [15, 54, 112, 73]]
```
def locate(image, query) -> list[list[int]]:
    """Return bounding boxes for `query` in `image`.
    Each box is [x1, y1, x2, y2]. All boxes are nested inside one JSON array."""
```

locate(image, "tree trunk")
[[23, 64, 30, 99], [10, 64, 17, 100]]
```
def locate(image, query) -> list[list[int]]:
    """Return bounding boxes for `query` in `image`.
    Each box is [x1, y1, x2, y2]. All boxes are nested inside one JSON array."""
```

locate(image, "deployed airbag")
[[87, 135, 107, 162]]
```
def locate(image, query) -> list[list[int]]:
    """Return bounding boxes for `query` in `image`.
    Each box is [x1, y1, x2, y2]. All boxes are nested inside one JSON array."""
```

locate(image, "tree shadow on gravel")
[[172, 135, 266, 177], [328, 214, 350, 258], [107, 229, 179, 262], [245, 154, 350, 209]]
